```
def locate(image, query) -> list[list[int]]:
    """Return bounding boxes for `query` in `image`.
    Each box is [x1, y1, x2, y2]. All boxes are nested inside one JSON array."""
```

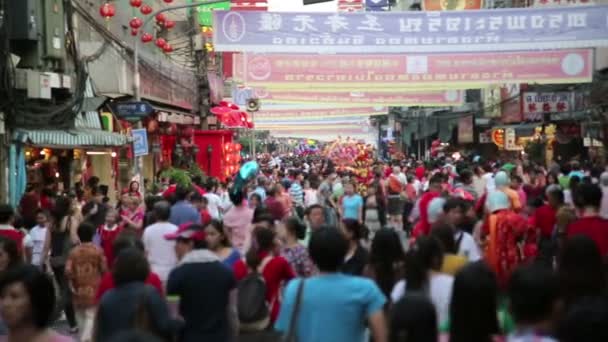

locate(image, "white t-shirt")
[[25, 225, 47, 267], [455, 231, 481, 262], [142, 222, 178, 284], [483, 173, 496, 192], [391, 274, 454, 326], [204, 193, 222, 219]]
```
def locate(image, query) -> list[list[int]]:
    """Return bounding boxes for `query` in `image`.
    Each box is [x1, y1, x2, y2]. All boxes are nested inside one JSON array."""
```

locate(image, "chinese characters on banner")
[[251, 89, 464, 107], [213, 6, 608, 53], [522, 92, 573, 121], [533, 0, 595, 7], [501, 84, 522, 123], [458, 115, 474, 144], [423, 0, 484, 10], [254, 106, 387, 119], [233, 50, 592, 90]]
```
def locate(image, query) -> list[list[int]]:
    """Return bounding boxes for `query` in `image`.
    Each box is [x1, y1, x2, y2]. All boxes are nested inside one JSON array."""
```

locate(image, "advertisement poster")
[[234, 50, 593, 90], [458, 115, 474, 143], [213, 6, 608, 53]]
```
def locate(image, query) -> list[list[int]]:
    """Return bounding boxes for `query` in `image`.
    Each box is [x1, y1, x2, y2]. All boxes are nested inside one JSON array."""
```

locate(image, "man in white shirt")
[[143, 201, 178, 286], [24, 210, 49, 267], [203, 181, 223, 220], [444, 198, 481, 262]]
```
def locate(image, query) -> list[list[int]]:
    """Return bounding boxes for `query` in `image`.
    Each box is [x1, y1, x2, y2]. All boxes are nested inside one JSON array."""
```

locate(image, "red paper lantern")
[[140, 4, 153, 15], [130, 0, 143, 8], [164, 0, 174, 3], [155, 38, 166, 48], [166, 123, 178, 135], [155, 13, 166, 23], [181, 126, 194, 137], [99, 3, 116, 20], [225, 155, 232, 163], [162, 43, 173, 53], [164, 20, 176, 29], [141, 32, 153, 43], [130, 29, 139, 36], [235, 144, 242, 152], [129, 17, 143, 29], [147, 119, 159, 133]]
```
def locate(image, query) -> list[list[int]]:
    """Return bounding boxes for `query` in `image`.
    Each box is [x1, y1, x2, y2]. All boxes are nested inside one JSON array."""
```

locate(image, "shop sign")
[[230, 0, 267, 10], [338, 0, 364, 12], [132, 129, 149, 157], [458, 115, 474, 144], [504, 127, 523, 151], [533, 0, 595, 7], [501, 84, 522, 124], [196, 1, 230, 27], [479, 131, 492, 143], [491, 128, 505, 147], [113, 101, 155, 121], [523, 92, 573, 120], [212, 6, 608, 53], [422, 0, 483, 10], [254, 106, 387, 119], [250, 88, 464, 106], [233, 50, 592, 90]]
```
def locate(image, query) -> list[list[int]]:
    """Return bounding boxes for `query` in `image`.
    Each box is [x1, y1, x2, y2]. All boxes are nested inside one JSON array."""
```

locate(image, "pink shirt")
[[223, 205, 254, 255]]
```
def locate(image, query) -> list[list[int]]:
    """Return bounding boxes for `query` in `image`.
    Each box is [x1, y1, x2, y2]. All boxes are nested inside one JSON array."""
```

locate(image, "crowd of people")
[[0, 156, 606, 341]]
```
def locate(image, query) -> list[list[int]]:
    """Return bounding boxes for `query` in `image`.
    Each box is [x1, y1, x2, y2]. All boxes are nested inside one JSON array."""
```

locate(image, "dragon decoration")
[[323, 137, 376, 193]]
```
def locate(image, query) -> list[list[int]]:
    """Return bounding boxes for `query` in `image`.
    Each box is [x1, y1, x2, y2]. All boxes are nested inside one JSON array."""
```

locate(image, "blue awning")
[[13, 128, 130, 148]]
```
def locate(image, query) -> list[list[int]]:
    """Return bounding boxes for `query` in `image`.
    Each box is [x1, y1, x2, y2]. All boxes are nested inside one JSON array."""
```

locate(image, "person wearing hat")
[[166, 223, 237, 342], [482, 191, 528, 288]]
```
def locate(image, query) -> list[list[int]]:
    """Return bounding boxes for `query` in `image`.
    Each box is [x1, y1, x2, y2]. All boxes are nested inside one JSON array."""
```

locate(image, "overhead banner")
[[213, 6, 608, 53], [254, 106, 387, 119], [251, 88, 464, 106], [422, 0, 483, 10], [233, 50, 593, 90], [523, 92, 573, 120]]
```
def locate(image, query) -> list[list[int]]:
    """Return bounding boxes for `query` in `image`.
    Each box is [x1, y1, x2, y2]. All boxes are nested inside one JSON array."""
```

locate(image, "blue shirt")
[[252, 187, 266, 202], [341, 194, 363, 220], [275, 274, 386, 342], [169, 201, 201, 227], [289, 183, 304, 206]]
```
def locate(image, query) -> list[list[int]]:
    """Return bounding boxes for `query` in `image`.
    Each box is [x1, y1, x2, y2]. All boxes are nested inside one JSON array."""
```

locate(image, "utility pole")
[[190, 15, 210, 130]]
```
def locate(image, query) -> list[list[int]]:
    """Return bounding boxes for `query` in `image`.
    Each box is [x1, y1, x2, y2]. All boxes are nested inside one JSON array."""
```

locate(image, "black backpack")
[[237, 256, 274, 325]]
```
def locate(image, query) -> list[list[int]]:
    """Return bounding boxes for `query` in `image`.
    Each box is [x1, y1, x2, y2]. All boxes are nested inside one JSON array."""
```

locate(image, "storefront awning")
[[13, 128, 131, 148]]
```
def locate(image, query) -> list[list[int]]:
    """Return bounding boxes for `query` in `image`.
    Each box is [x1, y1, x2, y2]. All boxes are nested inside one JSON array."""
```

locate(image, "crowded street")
[[1, 0, 608, 342]]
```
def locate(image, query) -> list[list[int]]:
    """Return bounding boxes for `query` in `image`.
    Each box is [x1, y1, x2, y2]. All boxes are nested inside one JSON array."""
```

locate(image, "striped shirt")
[[289, 182, 304, 207]]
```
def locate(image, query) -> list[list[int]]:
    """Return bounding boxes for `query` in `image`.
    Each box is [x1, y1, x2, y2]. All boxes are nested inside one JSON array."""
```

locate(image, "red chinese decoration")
[[163, 43, 173, 53], [129, 0, 143, 8], [542, 102, 551, 112], [155, 38, 167, 48], [155, 13, 166, 23], [129, 17, 143, 29], [130, 29, 139, 36], [141, 32, 153, 43], [528, 103, 537, 112], [556, 102, 567, 112], [140, 4, 153, 15], [147, 119, 159, 133], [99, 2, 116, 20], [164, 0, 174, 3], [164, 20, 176, 29]]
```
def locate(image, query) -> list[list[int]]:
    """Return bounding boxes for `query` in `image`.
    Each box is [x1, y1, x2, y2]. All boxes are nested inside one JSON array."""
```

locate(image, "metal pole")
[[250, 111, 256, 158], [131, 0, 227, 191]]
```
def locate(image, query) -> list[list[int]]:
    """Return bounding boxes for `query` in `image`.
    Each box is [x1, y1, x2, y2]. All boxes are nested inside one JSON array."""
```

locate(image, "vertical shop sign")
[[501, 84, 522, 123], [132, 129, 149, 157], [458, 115, 474, 143], [484, 86, 502, 118]]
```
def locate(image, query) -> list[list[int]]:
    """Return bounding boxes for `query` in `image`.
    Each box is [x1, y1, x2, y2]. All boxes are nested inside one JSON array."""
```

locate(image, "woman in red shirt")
[[233, 228, 295, 323]]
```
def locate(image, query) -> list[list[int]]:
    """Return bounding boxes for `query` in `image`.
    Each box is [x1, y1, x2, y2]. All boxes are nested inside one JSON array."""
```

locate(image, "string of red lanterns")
[[210, 102, 254, 129]]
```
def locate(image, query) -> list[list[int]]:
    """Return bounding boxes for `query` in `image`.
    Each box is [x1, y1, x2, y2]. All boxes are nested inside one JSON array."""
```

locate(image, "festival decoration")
[[210, 102, 253, 128], [164, 20, 176, 29], [155, 13, 166, 23], [129, 17, 143, 30], [323, 137, 376, 193], [130, 0, 143, 8], [162, 43, 173, 53], [141, 32, 153, 43], [99, 2, 116, 21], [155, 38, 167, 48], [164, 0, 174, 3], [130, 29, 139, 36], [140, 4, 153, 15]]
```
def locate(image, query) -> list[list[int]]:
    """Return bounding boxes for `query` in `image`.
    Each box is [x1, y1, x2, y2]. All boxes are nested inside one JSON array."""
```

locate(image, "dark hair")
[[228, 188, 245, 206], [174, 185, 190, 201], [369, 229, 405, 299], [0, 205, 13, 224], [508, 263, 559, 324], [0, 265, 55, 328], [285, 217, 306, 240], [249, 193, 262, 204], [255, 227, 276, 251], [309, 227, 348, 272], [112, 233, 145, 263], [404, 236, 444, 292], [342, 219, 367, 241], [112, 248, 150, 286], [144, 195, 163, 212], [305, 204, 323, 216], [430, 224, 457, 254], [573, 183, 602, 209], [390, 294, 438, 342], [547, 186, 564, 204], [429, 173, 444, 186], [190, 192, 203, 202], [77, 222, 96, 243], [110, 331, 166, 342], [0, 237, 21, 271], [443, 198, 464, 214], [50, 196, 72, 227], [153, 201, 171, 221], [205, 219, 230, 247], [558, 236, 606, 309], [558, 297, 608, 342], [450, 262, 500, 342], [458, 169, 473, 184]]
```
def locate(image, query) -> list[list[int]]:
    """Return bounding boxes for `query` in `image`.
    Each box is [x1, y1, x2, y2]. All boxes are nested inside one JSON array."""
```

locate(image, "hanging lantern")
[[129, 0, 143, 8], [99, 2, 116, 21], [162, 43, 173, 53], [141, 32, 153, 43], [147, 119, 159, 133], [130, 29, 139, 36], [164, 20, 176, 29], [155, 38, 167, 48], [140, 4, 153, 15], [129, 17, 143, 30], [155, 13, 166, 23], [166, 123, 178, 135], [235, 144, 242, 152], [164, 0, 174, 3]]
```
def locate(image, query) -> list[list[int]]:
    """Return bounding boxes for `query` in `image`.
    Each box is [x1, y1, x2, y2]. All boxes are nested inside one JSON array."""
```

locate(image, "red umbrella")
[[162, 184, 205, 198]]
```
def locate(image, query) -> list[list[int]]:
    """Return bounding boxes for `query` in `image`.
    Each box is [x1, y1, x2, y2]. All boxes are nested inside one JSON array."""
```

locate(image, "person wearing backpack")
[[233, 228, 295, 330], [166, 223, 237, 342]]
